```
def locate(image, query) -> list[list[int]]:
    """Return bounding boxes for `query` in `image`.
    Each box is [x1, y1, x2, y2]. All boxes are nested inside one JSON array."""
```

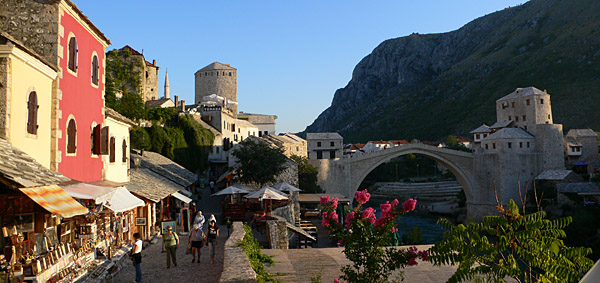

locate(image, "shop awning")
[[105, 187, 144, 213], [171, 192, 192, 204], [19, 185, 88, 218], [62, 183, 116, 203]]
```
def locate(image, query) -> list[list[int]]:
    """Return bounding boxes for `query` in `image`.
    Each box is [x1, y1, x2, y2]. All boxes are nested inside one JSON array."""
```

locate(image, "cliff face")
[[304, 0, 600, 142]]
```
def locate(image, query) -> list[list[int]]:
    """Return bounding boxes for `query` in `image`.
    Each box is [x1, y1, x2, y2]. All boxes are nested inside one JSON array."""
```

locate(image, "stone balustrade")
[[219, 222, 257, 283]]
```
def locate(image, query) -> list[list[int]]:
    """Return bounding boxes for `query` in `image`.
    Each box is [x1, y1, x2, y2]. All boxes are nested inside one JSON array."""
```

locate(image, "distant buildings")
[[111, 45, 160, 102], [263, 133, 307, 158]]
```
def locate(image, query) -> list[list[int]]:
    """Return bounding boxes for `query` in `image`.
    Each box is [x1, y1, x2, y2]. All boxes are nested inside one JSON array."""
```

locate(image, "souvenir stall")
[[0, 184, 91, 283]]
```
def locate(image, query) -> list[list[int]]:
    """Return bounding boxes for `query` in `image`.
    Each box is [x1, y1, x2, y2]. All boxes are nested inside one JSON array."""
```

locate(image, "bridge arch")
[[350, 147, 475, 204]]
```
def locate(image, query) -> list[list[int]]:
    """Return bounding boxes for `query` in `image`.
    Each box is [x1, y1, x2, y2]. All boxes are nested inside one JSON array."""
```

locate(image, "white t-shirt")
[[133, 239, 142, 254]]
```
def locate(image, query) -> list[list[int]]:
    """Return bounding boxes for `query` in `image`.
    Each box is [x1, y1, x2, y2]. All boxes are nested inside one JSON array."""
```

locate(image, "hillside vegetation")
[[304, 0, 600, 142]]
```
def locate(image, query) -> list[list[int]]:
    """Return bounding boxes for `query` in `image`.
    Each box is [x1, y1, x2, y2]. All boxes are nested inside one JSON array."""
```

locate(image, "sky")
[[78, 0, 526, 134]]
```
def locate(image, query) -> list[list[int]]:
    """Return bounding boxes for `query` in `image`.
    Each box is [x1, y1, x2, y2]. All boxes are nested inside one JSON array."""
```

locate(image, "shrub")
[[238, 224, 276, 282]]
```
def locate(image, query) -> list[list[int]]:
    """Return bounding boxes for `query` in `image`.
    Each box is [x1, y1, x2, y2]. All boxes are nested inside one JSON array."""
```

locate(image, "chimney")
[[152, 59, 156, 65], [174, 95, 179, 107], [180, 100, 185, 111]]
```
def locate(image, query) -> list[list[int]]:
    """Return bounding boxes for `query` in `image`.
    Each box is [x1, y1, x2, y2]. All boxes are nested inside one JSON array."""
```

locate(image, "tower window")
[[522, 115, 526, 121], [492, 143, 496, 149], [229, 72, 232, 76], [485, 144, 489, 149], [330, 141, 334, 147], [317, 142, 322, 147], [515, 116, 519, 122], [526, 99, 530, 105], [205, 72, 208, 76], [548, 114, 551, 119], [519, 142, 523, 148], [511, 102, 515, 108], [540, 99, 544, 104], [27, 91, 38, 135], [508, 142, 512, 149], [527, 142, 530, 148]]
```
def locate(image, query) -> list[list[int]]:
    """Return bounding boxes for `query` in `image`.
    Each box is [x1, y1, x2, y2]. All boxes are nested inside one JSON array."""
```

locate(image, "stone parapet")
[[219, 222, 257, 283]]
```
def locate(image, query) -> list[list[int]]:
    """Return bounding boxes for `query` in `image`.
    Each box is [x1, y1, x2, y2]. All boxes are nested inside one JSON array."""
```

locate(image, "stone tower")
[[164, 69, 170, 99], [195, 62, 237, 115]]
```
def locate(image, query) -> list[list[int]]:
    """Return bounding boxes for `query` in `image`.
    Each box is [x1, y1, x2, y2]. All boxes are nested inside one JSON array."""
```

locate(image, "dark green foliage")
[[177, 115, 215, 147], [114, 91, 146, 121], [429, 199, 594, 283], [147, 124, 175, 159], [232, 139, 288, 187], [563, 206, 600, 261], [146, 107, 179, 124], [105, 48, 146, 120], [130, 126, 151, 150], [238, 224, 276, 283], [290, 155, 323, 193], [444, 136, 471, 152]]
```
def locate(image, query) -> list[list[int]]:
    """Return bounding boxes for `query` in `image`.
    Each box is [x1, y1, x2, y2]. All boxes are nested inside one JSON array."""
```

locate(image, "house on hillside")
[[263, 133, 307, 158], [110, 45, 160, 102], [145, 97, 175, 108], [363, 140, 391, 153]]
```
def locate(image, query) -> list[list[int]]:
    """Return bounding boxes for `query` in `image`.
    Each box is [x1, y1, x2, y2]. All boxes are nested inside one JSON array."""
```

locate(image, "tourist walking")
[[132, 232, 143, 283], [209, 180, 215, 194], [193, 210, 205, 229], [163, 226, 179, 268], [189, 222, 205, 263], [206, 219, 219, 264]]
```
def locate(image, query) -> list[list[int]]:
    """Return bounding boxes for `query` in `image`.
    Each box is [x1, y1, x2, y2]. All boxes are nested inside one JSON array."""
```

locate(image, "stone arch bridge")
[[314, 143, 494, 219]]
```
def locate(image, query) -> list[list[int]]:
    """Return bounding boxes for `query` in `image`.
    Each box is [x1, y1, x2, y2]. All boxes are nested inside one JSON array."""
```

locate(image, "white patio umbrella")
[[212, 186, 250, 196], [244, 187, 288, 214], [212, 185, 250, 203], [273, 182, 301, 192]]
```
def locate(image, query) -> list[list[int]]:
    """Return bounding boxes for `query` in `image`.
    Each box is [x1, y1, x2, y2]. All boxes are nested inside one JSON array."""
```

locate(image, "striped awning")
[[20, 185, 88, 218]]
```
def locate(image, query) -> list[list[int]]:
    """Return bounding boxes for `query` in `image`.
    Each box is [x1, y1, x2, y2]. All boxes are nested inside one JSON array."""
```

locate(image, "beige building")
[[195, 62, 237, 115], [307, 133, 343, 160], [102, 108, 135, 183], [0, 32, 58, 169], [263, 133, 307, 158]]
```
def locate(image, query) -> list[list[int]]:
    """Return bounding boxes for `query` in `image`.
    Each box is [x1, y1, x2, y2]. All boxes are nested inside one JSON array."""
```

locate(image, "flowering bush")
[[321, 190, 428, 283]]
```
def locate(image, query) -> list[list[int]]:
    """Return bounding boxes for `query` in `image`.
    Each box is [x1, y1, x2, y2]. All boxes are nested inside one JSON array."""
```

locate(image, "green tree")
[[130, 126, 151, 150], [232, 139, 287, 187], [115, 91, 146, 121], [429, 199, 593, 283], [290, 155, 323, 193], [146, 107, 178, 123], [147, 124, 175, 159]]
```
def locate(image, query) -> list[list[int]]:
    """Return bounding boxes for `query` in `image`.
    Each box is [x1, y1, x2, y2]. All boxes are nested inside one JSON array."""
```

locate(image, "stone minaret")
[[164, 69, 170, 99]]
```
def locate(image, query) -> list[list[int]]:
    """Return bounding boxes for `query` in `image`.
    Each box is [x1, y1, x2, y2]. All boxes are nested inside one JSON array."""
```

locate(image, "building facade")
[[306, 133, 343, 160], [238, 112, 277, 136], [1, 0, 112, 182], [102, 108, 135, 183], [0, 33, 58, 169]]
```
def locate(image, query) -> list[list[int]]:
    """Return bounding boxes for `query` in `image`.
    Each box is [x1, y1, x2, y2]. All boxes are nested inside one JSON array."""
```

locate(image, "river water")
[[364, 198, 448, 244]]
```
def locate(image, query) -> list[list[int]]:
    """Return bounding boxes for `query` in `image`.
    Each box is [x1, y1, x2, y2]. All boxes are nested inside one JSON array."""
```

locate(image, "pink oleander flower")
[[334, 279, 346, 283], [329, 211, 339, 224], [408, 258, 418, 266], [331, 197, 339, 210], [322, 212, 329, 227], [418, 250, 428, 261], [320, 196, 331, 204], [391, 199, 400, 210], [355, 189, 371, 205], [362, 207, 376, 224], [374, 217, 387, 228], [380, 202, 392, 218], [345, 211, 355, 229], [402, 199, 417, 212]]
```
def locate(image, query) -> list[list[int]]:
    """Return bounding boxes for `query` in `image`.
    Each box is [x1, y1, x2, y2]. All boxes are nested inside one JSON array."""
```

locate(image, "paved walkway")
[[113, 187, 229, 283], [263, 245, 459, 283]]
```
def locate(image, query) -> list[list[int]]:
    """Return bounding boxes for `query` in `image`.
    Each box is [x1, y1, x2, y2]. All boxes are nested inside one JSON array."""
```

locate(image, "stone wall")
[[0, 0, 60, 65], [0, 57, 9, 139], [266, 217, 289, 249], [142, 64, 159, 101], [219, 222, 257, 283], [272, 205, 294, 224]]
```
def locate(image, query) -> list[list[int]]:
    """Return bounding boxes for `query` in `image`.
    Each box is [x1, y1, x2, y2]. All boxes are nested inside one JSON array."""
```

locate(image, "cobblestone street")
[[113, 188, 229, 283]]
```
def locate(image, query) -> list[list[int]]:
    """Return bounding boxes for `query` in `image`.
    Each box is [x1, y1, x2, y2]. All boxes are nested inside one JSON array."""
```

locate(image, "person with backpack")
[[163, 225, 179, 268]]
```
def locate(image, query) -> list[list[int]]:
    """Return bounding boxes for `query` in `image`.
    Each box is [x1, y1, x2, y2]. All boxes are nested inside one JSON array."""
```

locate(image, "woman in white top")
[[132, 233, 142, 282]]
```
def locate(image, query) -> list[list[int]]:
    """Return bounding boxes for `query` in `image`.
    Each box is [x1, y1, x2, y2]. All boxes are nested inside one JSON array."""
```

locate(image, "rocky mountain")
[[304, 0, 600, 142]]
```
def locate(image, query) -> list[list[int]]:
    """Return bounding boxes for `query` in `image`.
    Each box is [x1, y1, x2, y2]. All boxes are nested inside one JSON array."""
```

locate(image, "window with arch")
[[67, 118, 77, 154], [109, 137, 116, 163], [27, 91, 39, 135], [68, 37, 78, 72], [91, 55, 99, 85], [122, 139, 127, 162]]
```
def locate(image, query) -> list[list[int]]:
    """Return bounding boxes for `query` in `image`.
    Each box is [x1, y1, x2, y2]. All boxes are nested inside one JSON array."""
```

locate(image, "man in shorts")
[[188, 223, 205, 263]]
